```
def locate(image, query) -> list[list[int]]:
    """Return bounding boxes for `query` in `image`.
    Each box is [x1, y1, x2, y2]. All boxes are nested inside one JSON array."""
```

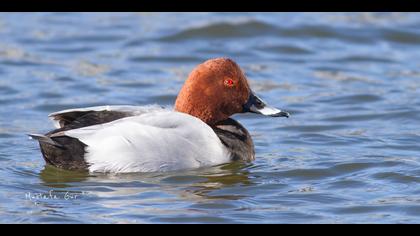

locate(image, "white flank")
[[64, 109, 230, 173]]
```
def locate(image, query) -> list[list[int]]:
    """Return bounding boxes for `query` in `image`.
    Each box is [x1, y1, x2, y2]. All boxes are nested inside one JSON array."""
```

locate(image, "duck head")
[[175, 57, 290, 125]]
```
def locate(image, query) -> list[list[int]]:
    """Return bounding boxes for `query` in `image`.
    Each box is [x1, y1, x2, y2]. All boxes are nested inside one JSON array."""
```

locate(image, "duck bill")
[[243, 92, 290, 118]]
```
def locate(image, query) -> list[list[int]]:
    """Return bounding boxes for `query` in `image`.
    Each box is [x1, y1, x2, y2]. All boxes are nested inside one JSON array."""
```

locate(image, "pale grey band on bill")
[[243, 92, 290, 118]]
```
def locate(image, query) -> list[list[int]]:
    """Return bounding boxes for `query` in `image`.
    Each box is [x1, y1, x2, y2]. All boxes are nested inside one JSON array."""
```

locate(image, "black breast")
[[212, 118, 255, 162]]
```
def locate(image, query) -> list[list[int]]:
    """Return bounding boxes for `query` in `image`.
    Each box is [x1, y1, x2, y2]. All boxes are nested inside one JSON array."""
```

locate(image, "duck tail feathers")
[[28, 134, 64, 148]]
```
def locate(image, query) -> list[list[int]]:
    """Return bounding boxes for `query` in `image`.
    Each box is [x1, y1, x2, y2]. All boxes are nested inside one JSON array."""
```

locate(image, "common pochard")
[[30, 58, 289, 172]]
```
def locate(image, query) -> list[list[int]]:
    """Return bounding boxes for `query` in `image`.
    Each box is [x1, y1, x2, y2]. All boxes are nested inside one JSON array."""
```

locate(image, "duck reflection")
[[178, 162, 254, 200], [39, 161, 254, 202], [40, 165, 90, 188]]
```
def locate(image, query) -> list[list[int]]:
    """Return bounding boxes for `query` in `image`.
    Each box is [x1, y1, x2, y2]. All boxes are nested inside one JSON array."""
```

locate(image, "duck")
[[29, 58, 290, 173]]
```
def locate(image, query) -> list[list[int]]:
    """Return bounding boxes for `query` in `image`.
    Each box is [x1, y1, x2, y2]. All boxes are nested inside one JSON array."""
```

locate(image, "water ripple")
[[281, 124, 348, 132], [159, 21, 278, 41], [317, 94, 383, 105], [372, 172, 420, 183], [381, 29, 420, 45]]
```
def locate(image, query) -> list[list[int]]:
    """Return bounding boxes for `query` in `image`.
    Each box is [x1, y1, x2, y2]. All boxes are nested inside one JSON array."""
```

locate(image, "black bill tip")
[[271, 111, 290, 118]]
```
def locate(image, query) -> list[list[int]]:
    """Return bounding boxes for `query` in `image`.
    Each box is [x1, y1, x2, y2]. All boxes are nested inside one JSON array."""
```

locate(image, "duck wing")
[[48, 105, 165, 130]]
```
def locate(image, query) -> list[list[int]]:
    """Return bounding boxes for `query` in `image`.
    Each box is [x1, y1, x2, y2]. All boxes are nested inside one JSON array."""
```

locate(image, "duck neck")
[[174, 101, 227, 126]]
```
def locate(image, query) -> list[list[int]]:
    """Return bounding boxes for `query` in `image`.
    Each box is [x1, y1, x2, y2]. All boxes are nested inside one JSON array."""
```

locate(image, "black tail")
[[28, 133, 89, 171]]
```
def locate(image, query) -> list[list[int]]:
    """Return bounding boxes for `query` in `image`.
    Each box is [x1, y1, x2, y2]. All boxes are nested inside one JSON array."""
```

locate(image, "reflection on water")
[[0, 12, 420, 223], [40, 166, 90, 188], [40, 162, 253, 201]]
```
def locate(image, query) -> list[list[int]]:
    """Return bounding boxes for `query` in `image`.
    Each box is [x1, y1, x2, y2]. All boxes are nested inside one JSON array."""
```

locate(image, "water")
[[0, 12, 419, 223]]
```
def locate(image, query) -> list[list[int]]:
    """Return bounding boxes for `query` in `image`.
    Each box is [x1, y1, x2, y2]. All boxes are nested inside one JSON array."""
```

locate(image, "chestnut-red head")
[[175, 58, 289, 125]]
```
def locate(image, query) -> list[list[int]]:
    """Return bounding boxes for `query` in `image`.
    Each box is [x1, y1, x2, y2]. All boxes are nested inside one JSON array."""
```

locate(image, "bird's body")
[[30, 58, 289, 173]]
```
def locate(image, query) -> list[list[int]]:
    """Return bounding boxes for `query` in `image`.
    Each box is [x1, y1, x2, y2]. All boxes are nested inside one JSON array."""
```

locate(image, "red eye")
[[224, 78, 234, 87]]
